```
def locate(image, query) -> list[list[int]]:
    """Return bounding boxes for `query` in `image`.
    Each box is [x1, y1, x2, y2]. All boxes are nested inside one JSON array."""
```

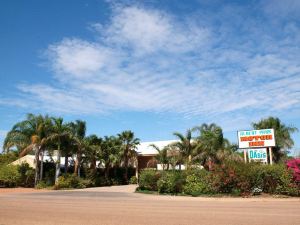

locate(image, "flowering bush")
[[286, 158, 300, 182]]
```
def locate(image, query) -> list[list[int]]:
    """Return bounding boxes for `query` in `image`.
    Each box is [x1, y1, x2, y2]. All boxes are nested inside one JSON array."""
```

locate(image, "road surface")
[[0, 185, 299, 225]]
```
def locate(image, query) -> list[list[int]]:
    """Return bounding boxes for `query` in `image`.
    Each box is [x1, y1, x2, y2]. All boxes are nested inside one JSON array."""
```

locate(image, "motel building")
[[11, 140, 186, 173], [135, 140, 186, 172]]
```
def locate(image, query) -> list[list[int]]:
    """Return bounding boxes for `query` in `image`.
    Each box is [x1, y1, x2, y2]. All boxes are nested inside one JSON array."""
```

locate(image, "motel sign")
[[238, 129, 275, 149]]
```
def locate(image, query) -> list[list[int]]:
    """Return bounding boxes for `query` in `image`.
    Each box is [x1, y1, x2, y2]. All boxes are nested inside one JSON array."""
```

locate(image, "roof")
[[10, 155, 68, 168], [136, 140, 177, 155]]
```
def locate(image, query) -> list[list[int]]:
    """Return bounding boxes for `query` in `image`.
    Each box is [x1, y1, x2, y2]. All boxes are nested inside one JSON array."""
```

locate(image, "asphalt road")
[[0, 185, 299, 225]]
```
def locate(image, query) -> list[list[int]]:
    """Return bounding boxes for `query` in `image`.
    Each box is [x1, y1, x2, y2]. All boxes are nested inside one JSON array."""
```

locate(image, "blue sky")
[[1, 0, 300, 155]]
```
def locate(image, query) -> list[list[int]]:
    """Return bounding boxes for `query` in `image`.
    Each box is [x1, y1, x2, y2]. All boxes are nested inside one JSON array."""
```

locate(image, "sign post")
[[243, 149, 247, 163], [269, 147, 273, 165]]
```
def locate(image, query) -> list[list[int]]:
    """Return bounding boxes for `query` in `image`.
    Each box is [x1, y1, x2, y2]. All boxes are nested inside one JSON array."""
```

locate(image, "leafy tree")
[[252, 117, 298, 162], [118, 131, 140, 183]]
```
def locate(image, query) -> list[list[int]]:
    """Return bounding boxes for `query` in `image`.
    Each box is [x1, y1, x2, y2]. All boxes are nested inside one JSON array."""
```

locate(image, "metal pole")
[[244, 149, 247, 163]]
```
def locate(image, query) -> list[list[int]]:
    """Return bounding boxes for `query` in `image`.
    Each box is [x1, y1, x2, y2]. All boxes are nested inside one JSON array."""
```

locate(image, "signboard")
[[247, 148, 267, 163], [238, 129, 275, 149]]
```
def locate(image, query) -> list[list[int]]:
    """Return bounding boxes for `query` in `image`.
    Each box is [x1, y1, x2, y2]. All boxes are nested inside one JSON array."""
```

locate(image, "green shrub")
[[260, 164, 299, 196], [17, 163, 35, 187], [137, 162, 299, 197], [94, 176, 111, 186], [212, 162, 299, 196], [36, 180, 49, 189], [129, 176, 137, 184], [0, 165, 21, 187], [54, 174, 87, 189], [138, 169, 161, 191], [183, 170, 214, 196], [157, 171, 186, 194]]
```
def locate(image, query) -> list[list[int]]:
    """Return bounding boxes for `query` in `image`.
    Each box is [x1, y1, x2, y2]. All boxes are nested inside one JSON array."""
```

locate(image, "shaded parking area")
[[0, 185, 299, 225]]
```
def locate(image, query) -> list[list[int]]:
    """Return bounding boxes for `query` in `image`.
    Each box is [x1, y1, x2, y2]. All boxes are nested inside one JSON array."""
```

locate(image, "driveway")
[[0, 185, 299, 225]]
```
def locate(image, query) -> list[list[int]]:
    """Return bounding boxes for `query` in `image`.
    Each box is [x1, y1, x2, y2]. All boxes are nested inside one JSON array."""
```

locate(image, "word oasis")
[[247, 148, 268, 163], [238, 129, 275, 148]]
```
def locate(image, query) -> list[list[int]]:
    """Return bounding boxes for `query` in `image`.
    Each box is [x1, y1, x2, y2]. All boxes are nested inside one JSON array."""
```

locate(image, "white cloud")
[[47, 39, 118, 79], [7, 4, 300, 128], [101, 6, 210, 54]]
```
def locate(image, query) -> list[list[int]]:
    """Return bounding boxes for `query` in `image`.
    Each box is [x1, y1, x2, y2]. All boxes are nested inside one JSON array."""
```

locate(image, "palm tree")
[[69, 120, 86, 177], [3, 114, 51, 186], [46, 117, 71, 184], [252, 117, 298, 162], [100, 136, 122, 180], [150, 144, 169, 170], [173, 129, 196, 170], [118, 131, 140, 183], [193, 123, 228, 170], [83, 134, 102, 177]]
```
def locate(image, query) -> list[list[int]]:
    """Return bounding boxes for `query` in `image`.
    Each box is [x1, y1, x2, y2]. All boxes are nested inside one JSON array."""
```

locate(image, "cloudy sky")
[[1, 0, 300, 155]]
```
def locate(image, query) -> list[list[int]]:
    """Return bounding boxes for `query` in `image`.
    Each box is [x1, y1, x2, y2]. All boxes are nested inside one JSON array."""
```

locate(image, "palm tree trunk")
[[64, 154, 68, 174], [74, 149, 81, 177], [208, 158, 213, 171], [34, 144, 40, 187], [105, 164, 110, 180], [124, 154, 128, 183], [55, 145, 61, 184], [40, 149, 44, 180]]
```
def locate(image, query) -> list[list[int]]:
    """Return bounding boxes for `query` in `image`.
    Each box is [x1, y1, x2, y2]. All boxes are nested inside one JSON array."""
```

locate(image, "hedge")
[[138, 162, 300, 197]]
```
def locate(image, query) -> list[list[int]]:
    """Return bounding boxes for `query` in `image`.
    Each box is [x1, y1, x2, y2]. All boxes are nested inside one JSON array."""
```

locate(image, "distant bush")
[[36, 180, 49, 189], [157, 171, 186, 194], [54, 174, 88, 189], [17, 163, 35, 187], [0, 165, 21, 187], [138, 169, 161, 191], [183, 170, 214, 196], [129, 176, 137, 184]]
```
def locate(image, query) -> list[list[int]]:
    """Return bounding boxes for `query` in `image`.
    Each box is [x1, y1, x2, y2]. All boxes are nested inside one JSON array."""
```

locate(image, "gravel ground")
[[0, 185, 299, 225]]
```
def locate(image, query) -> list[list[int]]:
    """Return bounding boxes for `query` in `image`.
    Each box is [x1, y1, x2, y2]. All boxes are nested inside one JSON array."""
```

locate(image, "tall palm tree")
[[252, 117, 298, 162], [46, 117, 71, 184], [173, 129, 195, 170], [118, 131, 140, 183], [69, 120, 86, 177], [3, 114, 51, 186]]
